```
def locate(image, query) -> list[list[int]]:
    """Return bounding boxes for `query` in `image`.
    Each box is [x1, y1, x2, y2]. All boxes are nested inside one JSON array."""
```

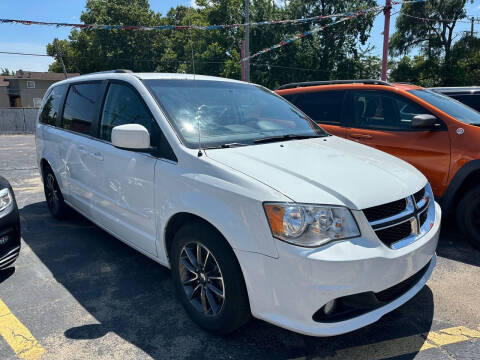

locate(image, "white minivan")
[[36, 71, 440, 336]]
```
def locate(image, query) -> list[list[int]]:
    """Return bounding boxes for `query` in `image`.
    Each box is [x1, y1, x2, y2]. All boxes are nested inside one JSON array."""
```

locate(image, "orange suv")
[[276, 80, 480, 248]]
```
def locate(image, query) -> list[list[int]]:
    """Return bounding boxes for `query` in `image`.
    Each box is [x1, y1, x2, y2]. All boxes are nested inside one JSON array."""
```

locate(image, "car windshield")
[[144, 79, 326, 148], [409, 89, 480, 125]]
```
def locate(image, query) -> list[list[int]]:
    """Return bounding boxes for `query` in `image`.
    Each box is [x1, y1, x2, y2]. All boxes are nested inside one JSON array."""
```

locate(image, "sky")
[[0, 0, 478, 73]]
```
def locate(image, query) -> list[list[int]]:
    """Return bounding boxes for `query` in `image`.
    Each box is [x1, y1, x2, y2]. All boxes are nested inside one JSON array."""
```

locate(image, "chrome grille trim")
[[369, 196, 415, 228], [364, 185, 435, 249]]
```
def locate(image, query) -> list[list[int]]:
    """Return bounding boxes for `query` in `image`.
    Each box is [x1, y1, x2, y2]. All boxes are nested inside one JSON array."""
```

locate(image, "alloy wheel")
[[45, 173, 59, 212], [179, 242, 225, 316]]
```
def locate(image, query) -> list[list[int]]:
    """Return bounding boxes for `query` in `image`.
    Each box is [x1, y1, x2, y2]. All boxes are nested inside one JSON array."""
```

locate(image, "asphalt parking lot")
[[1, 135, 480, 360]]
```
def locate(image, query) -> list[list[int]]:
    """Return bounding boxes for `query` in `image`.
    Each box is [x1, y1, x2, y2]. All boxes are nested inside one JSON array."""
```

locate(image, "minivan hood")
[[205, 136, 426, 210]]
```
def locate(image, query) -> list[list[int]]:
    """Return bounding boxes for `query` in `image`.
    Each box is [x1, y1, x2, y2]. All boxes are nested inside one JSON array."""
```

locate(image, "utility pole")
[[244, 0, 250, 82], [381, 0, 391, 81], [471, 17, 475, 37], [241, 40, 246, 81], [54, 38, 68, 79]]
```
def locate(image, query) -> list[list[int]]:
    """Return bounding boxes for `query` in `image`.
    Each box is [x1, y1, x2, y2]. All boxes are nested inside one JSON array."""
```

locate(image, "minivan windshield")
[[144, 80, 326, 148], [409, 89, 480, 125]]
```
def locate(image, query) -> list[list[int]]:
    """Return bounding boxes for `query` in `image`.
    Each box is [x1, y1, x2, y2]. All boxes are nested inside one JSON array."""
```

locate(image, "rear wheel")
[[170, 221, 250, 334], [43, 166, 68, 219], [457, 187, 480, 250]]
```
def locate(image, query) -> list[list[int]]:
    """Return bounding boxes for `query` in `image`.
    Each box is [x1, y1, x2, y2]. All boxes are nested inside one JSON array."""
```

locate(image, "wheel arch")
[[39, 158, 52, 179], [441, 160, 480, 214], [163, 212, 235, 267]]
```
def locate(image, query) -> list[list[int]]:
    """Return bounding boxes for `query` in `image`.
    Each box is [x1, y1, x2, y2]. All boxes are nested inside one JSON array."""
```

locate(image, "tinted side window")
[[285, 91, 344, 124], [62, 83, 103, 135], [353, 91, 433, 131], [100, 83, 154, 142], [39, 85, 67, 126], [395, 96, 432, 126], [451, 94, 480, 112]]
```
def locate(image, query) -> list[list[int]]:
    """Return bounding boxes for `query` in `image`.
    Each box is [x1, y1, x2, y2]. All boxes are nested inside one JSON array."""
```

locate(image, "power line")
[[0, 2, 418, 32], [0, 50, 228, 64], [0, 49, 349, 75], [401, 13, 480, 24]]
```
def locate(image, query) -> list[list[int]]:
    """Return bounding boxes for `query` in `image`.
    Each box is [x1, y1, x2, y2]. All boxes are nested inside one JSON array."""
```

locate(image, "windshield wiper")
[[205, 142, 250, 149], [254, 134, 322, 144]]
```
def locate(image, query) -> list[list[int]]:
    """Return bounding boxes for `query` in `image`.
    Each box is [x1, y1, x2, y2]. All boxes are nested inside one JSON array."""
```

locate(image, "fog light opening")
[[323, 299, 337, 315]]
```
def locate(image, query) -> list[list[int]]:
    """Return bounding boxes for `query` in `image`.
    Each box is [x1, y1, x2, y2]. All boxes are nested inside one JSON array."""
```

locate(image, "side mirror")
[[411, 114, 441, 130], [111, 124, 151, 151]]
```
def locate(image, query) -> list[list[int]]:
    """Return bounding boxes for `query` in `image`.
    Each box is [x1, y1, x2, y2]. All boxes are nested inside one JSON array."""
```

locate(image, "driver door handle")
[[90, 152, 104, 161], [350, 133, 373, 140]]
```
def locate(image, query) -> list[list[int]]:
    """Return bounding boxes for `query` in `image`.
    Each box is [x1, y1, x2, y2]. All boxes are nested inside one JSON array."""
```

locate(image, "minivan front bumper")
[[235, 202, 441, 336]]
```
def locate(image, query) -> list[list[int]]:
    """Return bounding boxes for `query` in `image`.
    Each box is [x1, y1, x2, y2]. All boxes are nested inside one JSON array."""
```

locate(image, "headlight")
[[0, 188, 13, 216], [264, 203, 360, 247]]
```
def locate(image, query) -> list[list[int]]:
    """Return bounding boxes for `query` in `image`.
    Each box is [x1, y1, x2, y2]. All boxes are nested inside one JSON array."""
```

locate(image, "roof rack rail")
[[84, 69, 133, 76], [276, 79, 392, 90]]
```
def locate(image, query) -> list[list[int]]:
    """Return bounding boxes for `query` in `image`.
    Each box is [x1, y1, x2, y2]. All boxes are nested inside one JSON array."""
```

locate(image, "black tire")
[[170, 220, 251, 334], [43, 165, 69, 220], [457, 187, 480, 250]]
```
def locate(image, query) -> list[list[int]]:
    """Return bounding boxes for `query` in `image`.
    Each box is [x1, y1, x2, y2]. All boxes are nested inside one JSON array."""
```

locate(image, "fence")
[[0, 108, 38, 134]]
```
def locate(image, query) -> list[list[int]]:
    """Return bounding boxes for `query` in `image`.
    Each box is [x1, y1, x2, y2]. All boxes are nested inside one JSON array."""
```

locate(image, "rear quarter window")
[[39, 84, 67, 126], [282, 91, 345, 124]]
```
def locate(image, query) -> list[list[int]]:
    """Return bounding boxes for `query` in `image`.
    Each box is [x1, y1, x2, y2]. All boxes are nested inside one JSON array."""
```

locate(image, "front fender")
[[154, 159, 286, 264], [441, 159, 480, 214], [159, 187, 279, 262]]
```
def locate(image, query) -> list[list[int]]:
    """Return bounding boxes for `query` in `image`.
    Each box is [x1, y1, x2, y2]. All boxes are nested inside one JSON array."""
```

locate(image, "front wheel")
[[170, 221, 250, 334], [457, 187, 480, 250]]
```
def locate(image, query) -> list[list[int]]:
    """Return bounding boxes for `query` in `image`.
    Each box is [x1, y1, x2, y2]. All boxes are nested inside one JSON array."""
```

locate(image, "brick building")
[[0, 70, 79, 108]]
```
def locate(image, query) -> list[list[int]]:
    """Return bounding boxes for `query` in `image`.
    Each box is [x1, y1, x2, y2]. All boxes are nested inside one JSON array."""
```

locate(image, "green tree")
[[390, 0, 473, 85], [47, 0, 381, 89], [0, 68, 12, 76], [389, 55, 442, 87], [249, 0, 378, 88], [47, 0, 164, 73], [450, 34, 480, 85]]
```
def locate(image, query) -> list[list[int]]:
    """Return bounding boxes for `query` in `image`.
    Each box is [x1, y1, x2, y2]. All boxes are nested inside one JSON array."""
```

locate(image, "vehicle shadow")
[[20, 201, 435, 359], [436, 218, 480, 267]]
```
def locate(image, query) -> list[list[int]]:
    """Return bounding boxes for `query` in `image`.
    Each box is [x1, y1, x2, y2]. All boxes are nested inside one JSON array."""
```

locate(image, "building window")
[[9, 95, 22, 107], [33, 98, 42, 108], [26, 81, 35, 89]]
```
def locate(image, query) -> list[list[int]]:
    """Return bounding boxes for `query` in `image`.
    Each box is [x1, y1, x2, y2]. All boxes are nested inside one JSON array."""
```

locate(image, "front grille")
[[363, 198, 407, 222], [413, 188, 425, 203], [375, 221, 412, 247], [419, 209, 428, 227], [363, 186, 432, 249]]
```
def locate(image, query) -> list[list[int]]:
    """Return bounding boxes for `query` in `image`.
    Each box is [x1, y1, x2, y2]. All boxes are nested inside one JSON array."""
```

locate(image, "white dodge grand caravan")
[[36, 71, 440, 336]]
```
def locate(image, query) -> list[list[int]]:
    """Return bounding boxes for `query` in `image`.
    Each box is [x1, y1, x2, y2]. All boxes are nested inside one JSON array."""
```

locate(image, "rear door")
[[87, 81, 158, 255], [60, 81, 106, 213], [346, 90, 451, 196], [282, 90, 347, 137]]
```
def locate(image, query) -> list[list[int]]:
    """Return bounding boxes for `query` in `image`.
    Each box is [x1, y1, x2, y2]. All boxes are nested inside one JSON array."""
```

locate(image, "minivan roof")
[[51, 71, 246, 87]]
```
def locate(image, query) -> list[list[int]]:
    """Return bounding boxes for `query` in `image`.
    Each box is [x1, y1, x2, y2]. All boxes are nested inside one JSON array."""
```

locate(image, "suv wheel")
[[457, 187, 480, 250], [170, 221, 250, 334], [43, 167, 68, 219]]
